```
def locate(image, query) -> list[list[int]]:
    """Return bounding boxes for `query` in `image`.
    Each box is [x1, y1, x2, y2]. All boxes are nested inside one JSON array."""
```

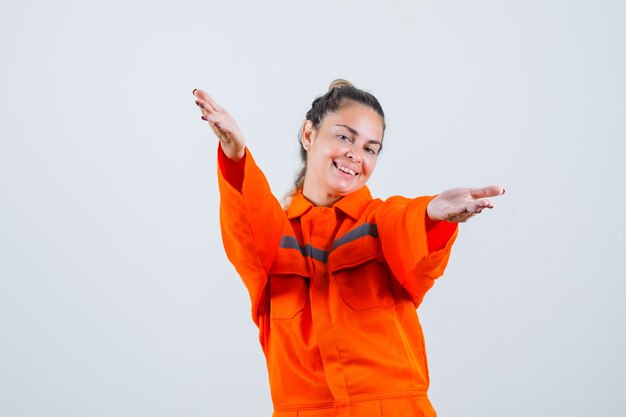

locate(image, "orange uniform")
[[218, 147, 458, 417]]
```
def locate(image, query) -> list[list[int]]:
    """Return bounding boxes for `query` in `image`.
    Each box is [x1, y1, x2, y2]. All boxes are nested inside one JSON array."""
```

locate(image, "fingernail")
[[201, 115, 206, 121], [502, 188, 506, 194], [192, 89, 197, 95]]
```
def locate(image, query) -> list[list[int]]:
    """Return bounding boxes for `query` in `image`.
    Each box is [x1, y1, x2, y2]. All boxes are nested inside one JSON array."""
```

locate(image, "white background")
[[1, 1, 625, 416]]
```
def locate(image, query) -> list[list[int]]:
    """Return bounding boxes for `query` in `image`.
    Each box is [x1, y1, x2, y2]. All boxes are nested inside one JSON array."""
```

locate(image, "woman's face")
[[301, 102, 384, 206]]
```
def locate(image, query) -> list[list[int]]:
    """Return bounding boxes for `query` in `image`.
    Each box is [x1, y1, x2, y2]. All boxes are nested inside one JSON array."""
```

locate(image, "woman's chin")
[[327, 182, 360, 198]]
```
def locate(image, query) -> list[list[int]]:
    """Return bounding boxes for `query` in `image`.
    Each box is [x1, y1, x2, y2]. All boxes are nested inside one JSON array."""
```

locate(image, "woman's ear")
[[301, 120, 314, 151]]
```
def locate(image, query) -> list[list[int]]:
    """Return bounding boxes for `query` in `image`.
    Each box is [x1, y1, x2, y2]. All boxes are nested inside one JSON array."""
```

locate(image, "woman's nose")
[[346, 149, 361, 162]]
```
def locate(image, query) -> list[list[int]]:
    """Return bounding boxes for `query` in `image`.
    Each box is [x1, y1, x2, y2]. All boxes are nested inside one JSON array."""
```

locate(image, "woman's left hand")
[[426, 186, 505, 223]]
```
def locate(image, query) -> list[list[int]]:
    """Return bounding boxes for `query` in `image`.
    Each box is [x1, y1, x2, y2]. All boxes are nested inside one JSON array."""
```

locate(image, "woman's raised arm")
[[192, 89, 286, 325]]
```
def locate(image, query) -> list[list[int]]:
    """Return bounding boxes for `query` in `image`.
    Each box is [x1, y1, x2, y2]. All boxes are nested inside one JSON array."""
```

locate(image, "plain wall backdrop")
[[1, 0, 624, 416]]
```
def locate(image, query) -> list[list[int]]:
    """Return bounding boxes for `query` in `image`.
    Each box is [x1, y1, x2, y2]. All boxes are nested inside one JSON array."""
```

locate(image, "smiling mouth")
[[333, 161, 358, 176]]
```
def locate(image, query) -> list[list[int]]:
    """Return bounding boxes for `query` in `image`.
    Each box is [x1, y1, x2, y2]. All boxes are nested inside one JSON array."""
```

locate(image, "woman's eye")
[[364, 147, 378, 155], [338, 134, 351, 143]]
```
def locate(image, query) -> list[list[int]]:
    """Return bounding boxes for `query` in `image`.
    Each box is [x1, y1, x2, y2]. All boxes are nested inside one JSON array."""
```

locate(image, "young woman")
[[193, 80, 504, 417]]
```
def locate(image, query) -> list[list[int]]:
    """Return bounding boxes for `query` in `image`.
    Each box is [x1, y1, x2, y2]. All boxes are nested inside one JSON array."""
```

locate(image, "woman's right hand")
[[193, 89, 246, 161]]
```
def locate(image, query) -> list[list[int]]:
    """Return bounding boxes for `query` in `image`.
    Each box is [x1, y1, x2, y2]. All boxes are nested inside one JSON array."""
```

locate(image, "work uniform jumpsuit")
[[218, 147, 458, 417]]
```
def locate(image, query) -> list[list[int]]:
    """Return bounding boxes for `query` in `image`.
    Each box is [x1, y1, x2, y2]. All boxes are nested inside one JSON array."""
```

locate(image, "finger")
[[202, 114, 233, 135], [193, 89, 223, 112], [449, 211, 476, 223], [202, 113, 230, 138], [196, 101, 215, 117], [445, 202, 492, 221], [208, 121, 230, 143], [193, 90, 217, 112], [195, 97, 217, 113], [193, 88, 209, 101], [469, 186, 505, 199], [470, 199, 494, 212], [197, 101, 226, 126], [201, 112, 223, 126]]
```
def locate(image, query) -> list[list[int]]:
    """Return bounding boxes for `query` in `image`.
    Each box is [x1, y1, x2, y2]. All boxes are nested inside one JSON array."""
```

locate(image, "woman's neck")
[[302, 182, 341, 208]]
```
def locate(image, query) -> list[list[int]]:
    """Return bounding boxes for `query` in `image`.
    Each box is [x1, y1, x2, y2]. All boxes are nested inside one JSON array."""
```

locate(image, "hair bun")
[[328, 78, 353, 92]]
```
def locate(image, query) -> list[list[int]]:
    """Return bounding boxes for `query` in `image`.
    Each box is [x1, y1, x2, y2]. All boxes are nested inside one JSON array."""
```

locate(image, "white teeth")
[[338, 165, 356, 176]]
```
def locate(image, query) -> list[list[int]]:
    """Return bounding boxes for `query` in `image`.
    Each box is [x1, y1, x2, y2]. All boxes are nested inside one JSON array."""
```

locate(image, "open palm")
[[427, 186, 505, 223], [193, 89, 246, 161]]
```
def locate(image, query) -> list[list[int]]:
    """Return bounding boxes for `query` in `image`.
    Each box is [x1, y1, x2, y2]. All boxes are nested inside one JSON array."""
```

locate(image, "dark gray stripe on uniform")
[[280, 236, 329, 263], [331, 223, 378, 250], [279, 223, 378, 263]]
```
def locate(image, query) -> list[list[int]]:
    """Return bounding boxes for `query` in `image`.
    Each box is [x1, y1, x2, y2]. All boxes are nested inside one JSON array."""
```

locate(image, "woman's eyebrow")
[[336, 124, 359, 136], [335, 124, 382, 145]]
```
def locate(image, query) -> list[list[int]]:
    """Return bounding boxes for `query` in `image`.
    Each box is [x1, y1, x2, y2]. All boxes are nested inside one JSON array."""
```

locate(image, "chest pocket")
[[268, 245, 310, 320], [328, 235, 395, 311]]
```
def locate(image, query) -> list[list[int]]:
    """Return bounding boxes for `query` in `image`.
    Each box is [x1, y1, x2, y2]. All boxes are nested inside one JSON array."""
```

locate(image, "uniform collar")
[[286, 186, 373, 220]]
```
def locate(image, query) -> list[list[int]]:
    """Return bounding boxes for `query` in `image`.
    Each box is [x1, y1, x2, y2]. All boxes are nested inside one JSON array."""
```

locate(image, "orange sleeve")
[[425, 214, 458, 253], [217, 145, 285, 325], [218, 146, 245, 191], [376, 195, 458, 307]]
